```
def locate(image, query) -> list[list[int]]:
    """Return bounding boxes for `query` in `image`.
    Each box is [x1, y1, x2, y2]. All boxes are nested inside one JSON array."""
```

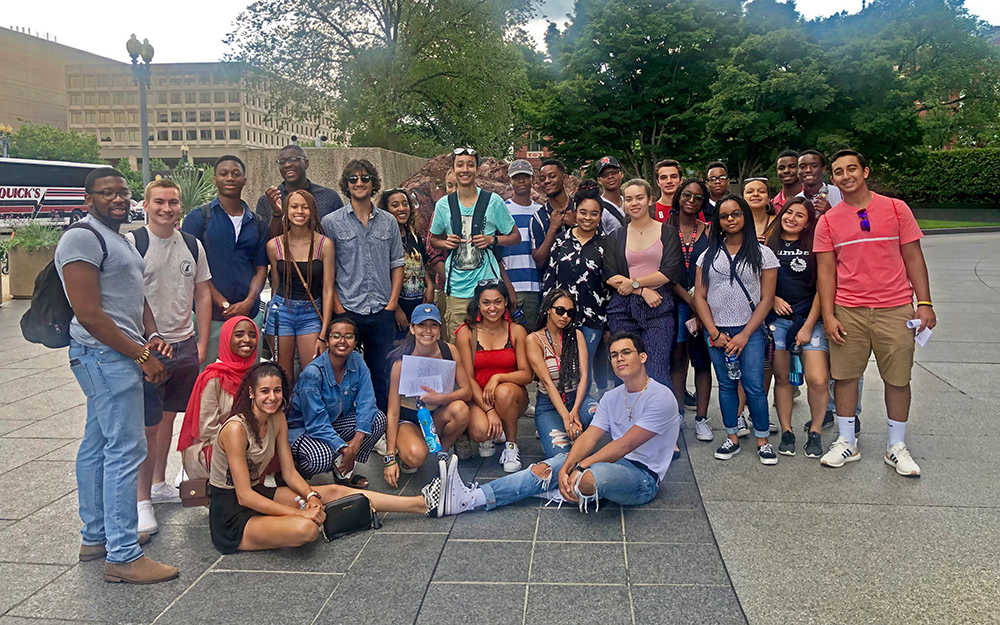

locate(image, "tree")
[[226, 0, 538, 157], [9, 124, 103, 164]]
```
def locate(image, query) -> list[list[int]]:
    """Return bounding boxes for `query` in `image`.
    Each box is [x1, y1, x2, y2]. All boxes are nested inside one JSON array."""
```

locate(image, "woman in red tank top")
[[455, 281, 532, 474]]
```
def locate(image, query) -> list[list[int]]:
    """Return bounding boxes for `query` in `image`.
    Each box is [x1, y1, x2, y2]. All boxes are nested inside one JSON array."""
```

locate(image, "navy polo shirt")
[[181, 198, 269, 321]]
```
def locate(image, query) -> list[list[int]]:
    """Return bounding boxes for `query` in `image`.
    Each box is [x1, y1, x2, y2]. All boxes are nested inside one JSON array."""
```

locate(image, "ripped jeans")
[[534, 391, 598, 458], [479, 453, 659, 512]]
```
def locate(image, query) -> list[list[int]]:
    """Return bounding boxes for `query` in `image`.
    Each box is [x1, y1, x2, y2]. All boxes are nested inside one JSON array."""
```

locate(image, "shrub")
[[3, 223, 64, 253], [881, 149, 1000, 206]]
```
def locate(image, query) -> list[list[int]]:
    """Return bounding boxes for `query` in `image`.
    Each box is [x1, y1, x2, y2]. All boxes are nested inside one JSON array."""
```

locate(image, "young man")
[[705, 161, 729, 218], [181, 155, 268, 367], [595, 155, 626, 232], [503, 159, 542, 328], [321, 159, 404, 412], [796, 149, 843, 214], [815, 149, 935, 477], [429, 146, 520, 336], [436, 332, 680, 514], [56, 168, 178, 584], [255, 144, 344, 238], [653, 159, 683, 222], [531, 159, 575, 270], [772, 150, 801, 213], [126, 180, 212, 535]]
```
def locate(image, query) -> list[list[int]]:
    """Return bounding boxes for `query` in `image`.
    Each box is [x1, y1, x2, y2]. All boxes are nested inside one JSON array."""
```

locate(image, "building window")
[[215, 129, 226, 141], [158, 77, 167, 87], [170, 93, 181, 104], [185, 76, 195, 85], [213, 72, 226, 84], [98, 93, 110, 106], [229, 129, 240, 140], [85, 112, 96, 124], [68, 76, 80, 87], [200, 92, 211, 103], [128, 112, 139, 124], [127, 93, 138, 105], [85, 94, 97, 106], [186, 111, 197, 123], [99, 112, 110, 123], [186, 129, 197, 141], [69, 94, 82, 106], [215, 110, 226, 122], [129, 130, 140, 142], [98, 75, 109, 88], [71, 112, 82, 124], [170, 76, 181, 86], [114, 129, 126, 142], [200, 129, 211, 140], [158, 112, 168, 123], [214, 92, 226, 103], [99, 129, 112, 142], [229, 111, 240, 122], [171, 111, 182, 123], [200, 110, 211, 122], [114, 112, 125, 124], [199, 74, 210, 85], [229, 90, 240, 103], [171, 130, 182, 141], [157, 93, 168, 105], [157, 130, 168, 141], [83, 76, 95, 88], [113, 75, 125, 87], [185, 92, 196, 104], [113, 93, 125, 106]]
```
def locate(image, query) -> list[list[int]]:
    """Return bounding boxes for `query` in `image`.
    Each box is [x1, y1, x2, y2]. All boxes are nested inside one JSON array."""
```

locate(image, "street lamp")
[[127, 34, 154, 188], [181, 144, 190, 167], [0, 124, 12, 158]]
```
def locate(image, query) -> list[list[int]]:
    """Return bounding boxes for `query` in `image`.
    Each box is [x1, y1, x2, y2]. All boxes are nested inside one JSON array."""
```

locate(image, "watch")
[[383, 454, 397, 465], [221, 301, 230, 310], [631, 279, 641, 290], [146, 332, 164, 342]]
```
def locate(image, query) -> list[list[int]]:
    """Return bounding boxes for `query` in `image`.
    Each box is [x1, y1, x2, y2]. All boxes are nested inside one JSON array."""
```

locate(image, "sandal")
[[334, 473, 369, 489]]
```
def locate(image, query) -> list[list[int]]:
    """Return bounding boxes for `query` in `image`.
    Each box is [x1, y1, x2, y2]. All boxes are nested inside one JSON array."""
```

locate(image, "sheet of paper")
[[907, 319, 933, 347], [398, 355, 456, 397]]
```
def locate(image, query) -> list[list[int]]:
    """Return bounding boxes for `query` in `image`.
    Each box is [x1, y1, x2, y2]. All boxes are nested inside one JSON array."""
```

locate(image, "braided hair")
[[279, 190, 321, 309], [228, 362, 291, 445], [535, 289, 581, 395]]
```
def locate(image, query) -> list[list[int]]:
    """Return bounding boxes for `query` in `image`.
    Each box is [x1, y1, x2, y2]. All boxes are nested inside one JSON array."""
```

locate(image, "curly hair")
[[535, 289, 581, 395], [278, 190, 322, 310], [464, 280, 511, 329], [339, 159, 382, 196], [227, 362, 291, 445]]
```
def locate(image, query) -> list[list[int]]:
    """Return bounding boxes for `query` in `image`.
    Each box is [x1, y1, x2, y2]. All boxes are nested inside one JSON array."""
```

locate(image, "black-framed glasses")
[[453, 146, 477, 156], [329, 332, 356, 342], [708, 175, 729, 183], [719, 210, 744, 220], [276, 156, 306, 166], [857, 208, 870, 232], [553, 306, 575, 317], [96, 188, 132, 201], [348, 175, 373, 184], [680, 191, 704, 202]]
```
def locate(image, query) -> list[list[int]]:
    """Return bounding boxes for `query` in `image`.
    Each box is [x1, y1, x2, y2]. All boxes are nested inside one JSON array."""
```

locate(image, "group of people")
[[53, 141, 935, 584]]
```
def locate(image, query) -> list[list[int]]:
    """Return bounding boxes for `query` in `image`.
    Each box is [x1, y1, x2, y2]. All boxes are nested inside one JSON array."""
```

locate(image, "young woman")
[[667, 180, 714, 442], [604, 178, 686, 388], [208, 362, 443, 554], [527, 289, 597, 458], [767, 197, 829, 459], [385, 304, 473, 485], [694, 195, 780, 465], [454, 281, 532, 473], [179, 316, 259, 480], [743, 178, 776, 242], [265, 190, 335, 381], [382, 188, 434, 339]]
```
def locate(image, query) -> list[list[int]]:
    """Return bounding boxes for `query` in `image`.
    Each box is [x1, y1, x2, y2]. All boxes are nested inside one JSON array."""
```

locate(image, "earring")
[[476, 312, 482, 322]]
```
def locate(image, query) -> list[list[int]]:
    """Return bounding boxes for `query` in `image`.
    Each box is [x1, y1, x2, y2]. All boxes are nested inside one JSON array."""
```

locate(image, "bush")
[[0, 223, 63, 255], [882, 149, 1000, 206]]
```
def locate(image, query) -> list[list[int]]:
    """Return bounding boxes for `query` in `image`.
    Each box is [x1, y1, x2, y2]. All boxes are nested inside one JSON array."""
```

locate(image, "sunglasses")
[[857, 208, 870, 232], [276, 156, 306, 166], [553, 306, 575, 317], [348, 174, 373, 184], [680, 191, 704, 202], [719, 210, 744, 220], [744, 177, 769, 184], [478, 279, 500, 287], [453, 146, 477, 156], [708, 175, 729, 183]]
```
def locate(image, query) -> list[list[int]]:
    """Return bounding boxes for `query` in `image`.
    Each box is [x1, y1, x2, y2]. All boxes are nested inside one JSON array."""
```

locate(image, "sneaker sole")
[[804, 450, 823, 459], [150, 495, 182, 504], [438, 457, 449, 517], [695, 432, 714, 442], [821, 452, 861, 468], [736, 430, 750, 438], [478, 448, 495, 458], [759, 456, 778, 465], [884, 455, 921, 478], [778, 448, 796, 457], [714, 447, 741, 460]]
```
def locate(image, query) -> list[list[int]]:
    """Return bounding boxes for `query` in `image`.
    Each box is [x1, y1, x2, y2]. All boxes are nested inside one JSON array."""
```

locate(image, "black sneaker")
[[714, 439, 740, 460], [804, 431, 823, 458], [778, 431, 796, 456], [804, 410, 835, 433], [758, 443, 778, 465], [684, 391, 697, 408]]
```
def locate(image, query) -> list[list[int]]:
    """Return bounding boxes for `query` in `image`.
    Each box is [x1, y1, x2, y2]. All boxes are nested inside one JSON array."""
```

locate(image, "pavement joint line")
[[1, 561, 75, 618], [309, 567, 346, 625], [698, 498, 1000, 509], [631, 582, 734, 587], [408, 470, 452, 625], [431, 580, 627, 586], [622, 506, 637, 625], [210, 568, 346, 576], [521, 507, 541, 625], [150, 554, 223, 625]]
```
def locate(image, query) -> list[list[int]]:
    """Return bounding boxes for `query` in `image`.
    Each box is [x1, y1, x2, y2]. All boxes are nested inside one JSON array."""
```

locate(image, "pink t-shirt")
[[814, 193, 923, 308]]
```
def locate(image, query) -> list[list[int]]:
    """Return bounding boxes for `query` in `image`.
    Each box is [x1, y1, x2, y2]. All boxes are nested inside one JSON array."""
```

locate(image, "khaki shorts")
[[829, 304, 915, 387], [444, 295, 472, 339]]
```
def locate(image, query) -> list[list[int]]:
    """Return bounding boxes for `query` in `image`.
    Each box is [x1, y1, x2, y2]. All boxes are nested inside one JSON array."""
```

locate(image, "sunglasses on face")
[[857, 208, 870, 232], [708, 175, 729, 183], [276, 156, 306, 166], [680, 191, 704, 202], [348, 175, 373, 184], [552, 306, 575, 317], [719, 210, 744, 220]]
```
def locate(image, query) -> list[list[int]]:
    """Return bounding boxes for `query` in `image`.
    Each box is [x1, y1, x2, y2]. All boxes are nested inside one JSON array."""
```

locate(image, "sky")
[[5, 0, 1000, 64]]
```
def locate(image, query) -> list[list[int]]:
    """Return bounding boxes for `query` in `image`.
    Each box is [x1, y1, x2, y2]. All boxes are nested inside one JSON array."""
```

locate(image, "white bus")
[[0, 157, 107, 228]]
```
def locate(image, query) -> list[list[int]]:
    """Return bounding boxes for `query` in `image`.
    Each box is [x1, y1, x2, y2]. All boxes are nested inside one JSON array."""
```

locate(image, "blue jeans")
[[534, 391, 598, 458], [480, 453, 659, 510], [706, 326, 770, 438], [69, 340, 146, 564], [579, 326, 602, 391]]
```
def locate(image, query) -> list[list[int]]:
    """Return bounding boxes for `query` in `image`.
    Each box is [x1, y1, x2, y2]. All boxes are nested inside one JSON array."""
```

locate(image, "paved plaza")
[[0, 232, 997, 624]]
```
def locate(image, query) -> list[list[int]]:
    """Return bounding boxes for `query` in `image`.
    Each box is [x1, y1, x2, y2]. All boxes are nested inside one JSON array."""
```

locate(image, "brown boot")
[[79, 533, 152, 562], [104, 556, 179, 584]]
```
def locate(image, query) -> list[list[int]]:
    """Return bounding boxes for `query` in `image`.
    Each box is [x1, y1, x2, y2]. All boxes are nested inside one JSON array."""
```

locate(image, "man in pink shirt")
[[814, 149, 936, 477]]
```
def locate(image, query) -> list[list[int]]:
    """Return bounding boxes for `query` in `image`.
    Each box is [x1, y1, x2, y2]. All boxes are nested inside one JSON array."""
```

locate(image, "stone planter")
[[8, 245, 56, 299]]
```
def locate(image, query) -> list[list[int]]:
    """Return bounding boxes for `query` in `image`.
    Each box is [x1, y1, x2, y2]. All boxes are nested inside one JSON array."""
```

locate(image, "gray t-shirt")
[[55, 216, 146, 349], [696, 245, 779, 328]]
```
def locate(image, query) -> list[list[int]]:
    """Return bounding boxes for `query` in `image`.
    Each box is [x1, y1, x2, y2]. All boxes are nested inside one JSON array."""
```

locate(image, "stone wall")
[[238, 147, 427, 206]]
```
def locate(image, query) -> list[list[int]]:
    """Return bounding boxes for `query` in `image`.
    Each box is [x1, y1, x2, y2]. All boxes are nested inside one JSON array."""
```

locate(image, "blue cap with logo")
[[411, 304, 442, 325]]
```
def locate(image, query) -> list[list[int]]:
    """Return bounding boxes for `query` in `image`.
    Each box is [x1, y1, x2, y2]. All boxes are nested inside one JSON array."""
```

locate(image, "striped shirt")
[[504, 198, 542, 293]]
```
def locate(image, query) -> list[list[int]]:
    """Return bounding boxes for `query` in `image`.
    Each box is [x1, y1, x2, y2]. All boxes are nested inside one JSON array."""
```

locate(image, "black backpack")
[[131, 226, 200, 262], [445, 190, 493, 295], [20, 223, 107, 348], [193, 203, 268, 253]]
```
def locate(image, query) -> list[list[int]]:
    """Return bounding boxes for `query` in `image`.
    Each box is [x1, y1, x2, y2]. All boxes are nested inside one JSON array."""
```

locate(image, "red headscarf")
[[177, 316, 258, 451]]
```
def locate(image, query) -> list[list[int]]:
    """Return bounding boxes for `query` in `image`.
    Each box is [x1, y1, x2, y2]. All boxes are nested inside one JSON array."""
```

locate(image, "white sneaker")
[[736, 411, 750, 438], [137, 501, 158, 534], [173, 467, 187, 489], [478, 440, 496, 457], [150, 482, 181, 504], [453, 434, 475, 460], [444, 455, 478, 516], [820, 436, 860, 468], [500, 442, 521, 473], [523, 403, 535, 418], [885, 442, 921, 477], [400, 461, 418, 474], [373, 435, 388, 457], [694, 418, 713, 442]]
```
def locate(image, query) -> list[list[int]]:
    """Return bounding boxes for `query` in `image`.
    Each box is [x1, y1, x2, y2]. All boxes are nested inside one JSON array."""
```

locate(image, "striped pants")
[[607, 291, 675, 389], [290, 410, 388, 478]]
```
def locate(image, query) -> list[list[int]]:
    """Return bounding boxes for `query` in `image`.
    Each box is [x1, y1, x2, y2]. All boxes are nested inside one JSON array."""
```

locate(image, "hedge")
[[880, 149, 1000, 206]]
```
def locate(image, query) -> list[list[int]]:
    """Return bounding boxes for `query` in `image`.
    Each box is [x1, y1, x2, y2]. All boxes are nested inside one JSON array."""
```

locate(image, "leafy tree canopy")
[[9, 124, 103, 164]]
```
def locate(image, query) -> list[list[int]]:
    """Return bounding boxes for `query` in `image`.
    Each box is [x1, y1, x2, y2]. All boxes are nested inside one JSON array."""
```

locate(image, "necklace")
[[623, 378, 650, 420]]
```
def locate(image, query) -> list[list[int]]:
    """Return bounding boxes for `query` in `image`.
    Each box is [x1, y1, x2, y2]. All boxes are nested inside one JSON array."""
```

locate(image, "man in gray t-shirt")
[[54, 168, 178, 585]]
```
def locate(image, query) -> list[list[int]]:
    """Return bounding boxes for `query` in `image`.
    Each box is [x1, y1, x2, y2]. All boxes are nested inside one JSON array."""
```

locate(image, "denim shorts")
[[676, 300, 693, 343], [771, 318, 828, 352], [265, 295, 322, 337]]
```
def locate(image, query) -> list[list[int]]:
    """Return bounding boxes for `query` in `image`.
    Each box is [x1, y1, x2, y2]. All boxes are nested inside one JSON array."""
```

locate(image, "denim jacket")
[[287, 351, 377, 451]]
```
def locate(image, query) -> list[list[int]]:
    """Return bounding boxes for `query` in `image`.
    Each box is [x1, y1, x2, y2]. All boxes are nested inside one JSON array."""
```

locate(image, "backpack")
[[446, 190, 493, 295], [194, 203, 268, 253], [20, 222, 107, 349], [131, 226, 200, 262]]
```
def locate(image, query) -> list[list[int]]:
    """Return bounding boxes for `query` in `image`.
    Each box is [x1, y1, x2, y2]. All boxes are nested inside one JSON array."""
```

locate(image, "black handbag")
[[322, 494, 381, 542]]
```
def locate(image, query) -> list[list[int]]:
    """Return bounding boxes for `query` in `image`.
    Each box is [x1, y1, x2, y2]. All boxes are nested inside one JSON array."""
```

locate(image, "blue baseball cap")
[[411, 304, 442, 325]]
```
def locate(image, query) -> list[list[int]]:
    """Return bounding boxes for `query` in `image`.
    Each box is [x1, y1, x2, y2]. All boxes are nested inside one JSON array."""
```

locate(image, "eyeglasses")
[[609, 348, 636, 361], [553, 306, 575, 317], [453, 146, 477, 156], [680, 191, 704, 202], [719, 210, 744, 220], [329, 332, 356, 342], [348, 175, 373, 184], [276, 156, 306, 166], [96, 189, 132, 201], [708, 175, 729, 183], [857, 208, 870, 232]]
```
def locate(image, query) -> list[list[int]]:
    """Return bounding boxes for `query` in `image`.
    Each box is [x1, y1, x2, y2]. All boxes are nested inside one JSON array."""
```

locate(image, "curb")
[[923, 226, 1000, 235]]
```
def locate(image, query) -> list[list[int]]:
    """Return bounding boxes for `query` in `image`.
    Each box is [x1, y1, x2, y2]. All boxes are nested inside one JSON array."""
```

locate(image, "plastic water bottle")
[[725, 353, 741, 380], [789, 343, 804, 387], [416, 400, 443, 454]]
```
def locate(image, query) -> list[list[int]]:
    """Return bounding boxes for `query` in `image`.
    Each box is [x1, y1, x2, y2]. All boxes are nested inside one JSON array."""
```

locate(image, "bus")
[[0, 157, 106, 228]]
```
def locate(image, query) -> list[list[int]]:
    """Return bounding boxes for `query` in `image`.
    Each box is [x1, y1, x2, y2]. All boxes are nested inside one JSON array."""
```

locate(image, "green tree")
[[9, 123, 103, 164]]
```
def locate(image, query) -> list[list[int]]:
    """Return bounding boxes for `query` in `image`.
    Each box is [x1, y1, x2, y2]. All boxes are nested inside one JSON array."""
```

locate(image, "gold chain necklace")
[[624, 378, 651, 420]]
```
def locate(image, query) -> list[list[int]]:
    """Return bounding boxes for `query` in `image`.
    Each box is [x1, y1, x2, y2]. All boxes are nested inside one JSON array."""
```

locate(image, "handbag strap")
[[290, 253, 323, 321], [723, 247, 757, 316]]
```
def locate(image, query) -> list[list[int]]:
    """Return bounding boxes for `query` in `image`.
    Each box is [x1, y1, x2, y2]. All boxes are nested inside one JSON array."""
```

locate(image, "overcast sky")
[[6, 0, 999, 64]]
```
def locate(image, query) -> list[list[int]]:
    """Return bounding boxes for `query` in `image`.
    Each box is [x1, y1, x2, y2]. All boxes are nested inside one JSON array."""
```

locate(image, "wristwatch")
[[384, 454, 396, 465], [221, 301, 230, 310], [631, 279, 641, 290], [146, 332, 164, 342]]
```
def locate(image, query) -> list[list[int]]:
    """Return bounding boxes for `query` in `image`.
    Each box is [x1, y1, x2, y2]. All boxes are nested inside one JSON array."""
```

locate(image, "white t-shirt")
[[696, 244, 779, 328], [591, 379, 680, 482], [126, 227, 212, 342], [599, 196, 625, 234], [796, 184, 843, 211]]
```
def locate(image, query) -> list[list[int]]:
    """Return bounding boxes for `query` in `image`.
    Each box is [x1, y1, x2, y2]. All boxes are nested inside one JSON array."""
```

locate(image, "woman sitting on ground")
[[209, 362, 444, 554], [454, 281, 533, 473], [384, 304, 472, 486], [526, 289, 598, 458]]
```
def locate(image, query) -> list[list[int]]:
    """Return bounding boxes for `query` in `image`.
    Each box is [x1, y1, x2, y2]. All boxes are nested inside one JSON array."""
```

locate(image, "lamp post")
[[0, 124, 12, 158], [126, 34, 154, 188], [181, 144, 190, 167]]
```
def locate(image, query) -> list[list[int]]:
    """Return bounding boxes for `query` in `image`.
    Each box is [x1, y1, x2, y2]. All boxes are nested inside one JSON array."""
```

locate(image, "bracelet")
[[384, 460, 398, 467], [134, 347, 150, 365], [146, 332, 164, 343], [306, 491, 321, 502], [712, 331, 721, 341], [916, 301, 933, 308], [317, 337, 328, 343]]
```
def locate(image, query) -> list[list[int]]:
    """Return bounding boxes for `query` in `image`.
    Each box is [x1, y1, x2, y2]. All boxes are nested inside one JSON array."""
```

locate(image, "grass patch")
[[917, 219, 1000, 229]]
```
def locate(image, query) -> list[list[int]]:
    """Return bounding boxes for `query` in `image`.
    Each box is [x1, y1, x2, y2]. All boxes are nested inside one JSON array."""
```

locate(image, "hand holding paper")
[[907, 318, 933, 347]]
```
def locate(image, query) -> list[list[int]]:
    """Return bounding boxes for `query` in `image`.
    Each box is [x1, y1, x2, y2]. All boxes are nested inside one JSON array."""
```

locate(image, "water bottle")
[[725, 353, 741, 380], [416, 400, 443, 454], [789, 343, 804, 387]]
